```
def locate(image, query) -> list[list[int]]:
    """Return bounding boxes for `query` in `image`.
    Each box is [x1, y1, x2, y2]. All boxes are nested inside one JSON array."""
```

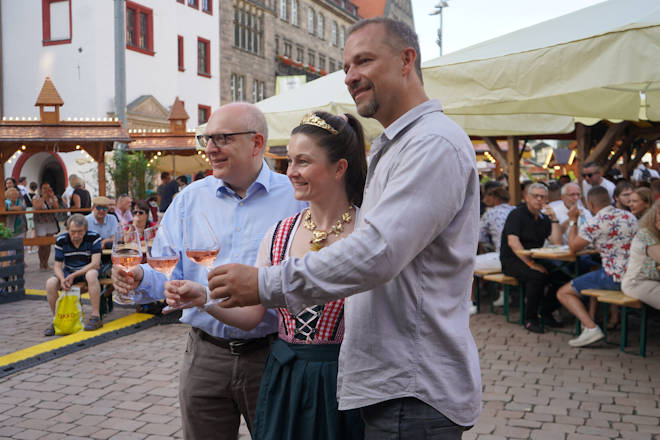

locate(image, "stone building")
[[220, 0, 360, 105], [351, 0, 414, 29]]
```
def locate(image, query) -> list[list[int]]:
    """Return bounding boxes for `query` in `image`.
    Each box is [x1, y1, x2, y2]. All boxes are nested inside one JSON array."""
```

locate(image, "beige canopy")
[[422, 0, 660, 122]]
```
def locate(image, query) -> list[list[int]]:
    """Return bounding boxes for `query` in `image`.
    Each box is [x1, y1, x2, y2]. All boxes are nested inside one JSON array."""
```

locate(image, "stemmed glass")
[[162, 213, 221, 313], [145, 224, 179, 280], [111, 224, 143, 304]]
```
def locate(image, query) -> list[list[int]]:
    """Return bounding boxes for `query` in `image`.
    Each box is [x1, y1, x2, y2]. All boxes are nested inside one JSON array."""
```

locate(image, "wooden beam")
[[585, 122, 628, 164], [97, 144, 106, 196], [602, 143, 627, 174], [626, 140, 655, 176], [575, 123, 590, 182], [507, 136, 521, 205], [0, 148, 5, 218], [483, 137, 508, 174]]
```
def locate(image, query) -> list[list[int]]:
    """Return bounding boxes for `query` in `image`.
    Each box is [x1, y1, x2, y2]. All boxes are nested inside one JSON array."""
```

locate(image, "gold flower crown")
[[299, 113, 338, 135]]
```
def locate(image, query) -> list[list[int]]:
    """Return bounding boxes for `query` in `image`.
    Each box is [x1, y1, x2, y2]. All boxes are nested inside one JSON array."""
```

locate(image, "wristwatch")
[[568, 220, 576, 227]]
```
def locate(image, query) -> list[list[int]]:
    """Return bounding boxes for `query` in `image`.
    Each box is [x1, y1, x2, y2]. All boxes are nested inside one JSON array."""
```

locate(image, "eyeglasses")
[[95, 206, 109, 211], [529, 193, 547, 200], [196, 131, 256, 147], [132, 210, 147, 215], [583, 172, 599, 178]]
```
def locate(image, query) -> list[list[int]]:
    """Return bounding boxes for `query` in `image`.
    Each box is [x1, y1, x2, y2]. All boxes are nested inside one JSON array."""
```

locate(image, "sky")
[[411, 0, 606, 62]]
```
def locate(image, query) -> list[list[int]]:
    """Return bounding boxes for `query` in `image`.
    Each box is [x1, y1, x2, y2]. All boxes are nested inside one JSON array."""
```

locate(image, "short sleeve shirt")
[[499, 204, 551, 262], [54, 231, 102, 273], [479, 203, 515, 252], [578, 205, 637, 282]]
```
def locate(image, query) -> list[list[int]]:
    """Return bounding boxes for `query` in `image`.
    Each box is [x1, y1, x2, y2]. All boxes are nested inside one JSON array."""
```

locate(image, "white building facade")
[[2, 0, 219, 197]]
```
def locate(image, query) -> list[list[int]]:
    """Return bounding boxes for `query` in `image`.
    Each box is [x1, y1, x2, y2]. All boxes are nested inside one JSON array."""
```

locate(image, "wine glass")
[[145, 225, 179, 280], [111, 224, 143, 304]]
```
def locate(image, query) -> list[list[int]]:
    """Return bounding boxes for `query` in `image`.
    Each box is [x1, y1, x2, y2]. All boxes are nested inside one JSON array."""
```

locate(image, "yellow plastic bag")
[[53, 287, 83, 335]]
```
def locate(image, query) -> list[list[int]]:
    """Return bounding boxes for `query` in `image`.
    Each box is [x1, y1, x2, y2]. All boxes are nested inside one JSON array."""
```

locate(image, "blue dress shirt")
[[134, 161, 306, 339], [86, 212, 118, 240]]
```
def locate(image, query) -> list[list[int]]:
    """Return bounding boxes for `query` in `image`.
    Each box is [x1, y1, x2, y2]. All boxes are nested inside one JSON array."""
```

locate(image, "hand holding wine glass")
[[111, 224, 143, 304]]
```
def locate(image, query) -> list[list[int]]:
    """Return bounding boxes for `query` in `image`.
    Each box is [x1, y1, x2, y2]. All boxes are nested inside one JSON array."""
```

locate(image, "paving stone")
[[540, 422, 577, 434], [493, 426, 530, 438], [621, 415, 660, 425], [90, 429, 120, 440], [576, 426, 620, 437], [137, 423, 180, 436]]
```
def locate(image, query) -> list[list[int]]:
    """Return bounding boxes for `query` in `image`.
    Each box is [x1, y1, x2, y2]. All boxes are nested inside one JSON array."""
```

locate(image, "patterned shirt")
[[479, 203, 514, 252], [623, 228, 660, 285], [54, 231, 102, 273], [578, 205, 637, 282]]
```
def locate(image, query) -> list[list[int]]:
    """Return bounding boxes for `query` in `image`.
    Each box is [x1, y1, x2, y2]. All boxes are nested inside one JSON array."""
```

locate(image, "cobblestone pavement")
[[0, 250, 658, 439]]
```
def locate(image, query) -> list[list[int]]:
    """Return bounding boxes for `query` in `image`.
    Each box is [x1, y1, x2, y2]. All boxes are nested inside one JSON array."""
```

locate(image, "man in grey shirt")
[[205, 18, 482, 438]]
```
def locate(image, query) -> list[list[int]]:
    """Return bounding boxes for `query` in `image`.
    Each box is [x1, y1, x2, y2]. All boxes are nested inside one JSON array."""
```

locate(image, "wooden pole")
[[0, 147, 6, 217], [97, 144, 106, 196], [575, 123, 590, 183], [507, 136, 521, 205]]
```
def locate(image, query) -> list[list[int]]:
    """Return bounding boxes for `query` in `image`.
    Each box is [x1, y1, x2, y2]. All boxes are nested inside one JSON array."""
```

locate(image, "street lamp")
[[429, 1, 449, 57]]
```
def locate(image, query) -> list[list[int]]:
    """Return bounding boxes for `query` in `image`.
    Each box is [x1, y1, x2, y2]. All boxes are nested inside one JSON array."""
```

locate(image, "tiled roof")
[[35, 77, 64, 106], [0, 121, 131, 146], [127, 132, 198, 152], [351, 0, 385, 18], [168, 97, 189, 121]]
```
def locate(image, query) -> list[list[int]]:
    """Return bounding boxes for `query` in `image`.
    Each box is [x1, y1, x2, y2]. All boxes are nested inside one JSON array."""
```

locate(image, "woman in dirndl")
[[166, 111, 367, 439]]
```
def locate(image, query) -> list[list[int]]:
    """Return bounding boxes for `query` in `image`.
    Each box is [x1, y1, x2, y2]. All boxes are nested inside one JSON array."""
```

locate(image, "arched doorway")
[[12, 151, 67, 195]]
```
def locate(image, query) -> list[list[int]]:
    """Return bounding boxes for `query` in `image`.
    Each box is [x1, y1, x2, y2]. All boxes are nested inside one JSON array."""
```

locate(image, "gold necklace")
[[302, 206, 353, 251]]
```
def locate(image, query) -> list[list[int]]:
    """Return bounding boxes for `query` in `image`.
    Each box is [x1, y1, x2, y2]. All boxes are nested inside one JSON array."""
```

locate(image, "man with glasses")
[[111, 102, 305, 439], [499, 183, 563, 333], [86, 196, 118, 280], [548, 182, 592, 244], [581, 162, 615, 201]]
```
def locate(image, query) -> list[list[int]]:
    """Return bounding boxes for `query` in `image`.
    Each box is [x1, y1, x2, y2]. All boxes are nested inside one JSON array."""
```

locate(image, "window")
[[283, 41, 292, 58], [188, 0, 198, 9], [275, 35, 280, 55], [42, 0, 71, 46], [231, 74, 245, 101], [296, 46, 304, 63], [332, 21, 338, 46], [329, 59, 336, 72], [252, 80, 265, 102], [126, 2, 154, 55], [307, 8, 314, 34], [177, 35, 184, 71], [279, 0, 287, 21], [308, 50, 315, 68], [197, 37, 210, 76], [233, 6, 263, 55], [291, 0, 298, 25], [317, 14, 324, 39], [198, 105, 211, 124], [202, 0, 212, 14], [339, 26, 345, 48], [319, 55, 326, 71]]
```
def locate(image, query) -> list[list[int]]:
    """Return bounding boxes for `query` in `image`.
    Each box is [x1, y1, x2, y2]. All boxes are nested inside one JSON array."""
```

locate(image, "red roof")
[[351, 0, 385, 18], [128, 132, 198, 154], [35, 77, 64, 106], [0, 121, 131, 147]]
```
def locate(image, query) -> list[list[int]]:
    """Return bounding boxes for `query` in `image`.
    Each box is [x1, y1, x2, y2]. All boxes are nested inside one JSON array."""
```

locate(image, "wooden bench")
[[473, 268, 501, 313], [483, 273, 523, 324], [72, 279, 114, 318], [22, 236, 57, 247], [581, 289, 648, 357]]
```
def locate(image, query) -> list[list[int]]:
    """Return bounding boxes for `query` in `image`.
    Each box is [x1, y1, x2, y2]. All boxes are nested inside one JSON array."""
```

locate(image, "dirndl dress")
[[253, 212, 363, 440]]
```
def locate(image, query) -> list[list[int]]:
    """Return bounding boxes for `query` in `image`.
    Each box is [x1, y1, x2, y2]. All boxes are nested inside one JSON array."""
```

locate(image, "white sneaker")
[[469, 303, 478, 315], [492, 292, 505, 307], [568, 326, 605, 347]]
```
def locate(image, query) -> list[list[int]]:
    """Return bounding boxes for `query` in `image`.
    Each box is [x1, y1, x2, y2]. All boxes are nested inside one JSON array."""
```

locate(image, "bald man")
[[111, 103, 305, 439]]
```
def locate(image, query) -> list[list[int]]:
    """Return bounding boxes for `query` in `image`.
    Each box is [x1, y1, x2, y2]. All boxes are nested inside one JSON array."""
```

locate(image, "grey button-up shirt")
[[259, 99, 482, 426]]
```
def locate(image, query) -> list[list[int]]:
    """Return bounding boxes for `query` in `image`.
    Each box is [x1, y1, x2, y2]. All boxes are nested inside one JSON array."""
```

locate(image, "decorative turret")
[[168, 97, 189, 134], [35, 77, 64, 124]]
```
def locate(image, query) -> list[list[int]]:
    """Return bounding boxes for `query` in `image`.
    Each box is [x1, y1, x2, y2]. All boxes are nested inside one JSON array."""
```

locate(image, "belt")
[[194, 328, 276, 356]]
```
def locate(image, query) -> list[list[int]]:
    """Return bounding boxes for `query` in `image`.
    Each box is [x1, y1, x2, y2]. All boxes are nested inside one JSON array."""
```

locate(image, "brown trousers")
[[179, 328, 270, 440]]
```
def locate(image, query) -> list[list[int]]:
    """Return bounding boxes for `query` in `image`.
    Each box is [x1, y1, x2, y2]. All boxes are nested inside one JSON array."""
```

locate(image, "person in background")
[[176, 175, 189, 190], [32, 183, 60, 270], [548, 182, 592, 243], [132, 200, 156, 240], [629, 187, 653, 219], [631, 161, 659, 183], [622, 201, 660, 310], [115, 194, 133, 225], [17, 176, 31, 207], [581, 162, 615, 201], [558, 174, 572, 186], [556, 186, 637, 347], [106, 197, 119, 221], [496, 173, 509, 189], [28, 182, 38, 204], [4, 177, 16, 191], [85, 196, 117, 280], [4, 187, 26, 238], [500, 183, 564, 333], [61, 174, 78, 208], [547, 180, 561, 203], [69, 175, 91, 209], [194, 171, 206, 181], [158, 172, 179, 213], [613, 181, 634, 211], [44, 215, 103, 336], [651, 179, 660, 201], [146, 195, 159, 223]]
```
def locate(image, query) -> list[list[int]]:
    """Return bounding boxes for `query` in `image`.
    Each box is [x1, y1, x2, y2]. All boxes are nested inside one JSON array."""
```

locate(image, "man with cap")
[[86, 196, 118, 278]]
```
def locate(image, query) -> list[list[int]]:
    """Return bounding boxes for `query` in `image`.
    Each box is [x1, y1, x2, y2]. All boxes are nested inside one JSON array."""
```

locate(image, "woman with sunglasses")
[[165, 111, 366, 439], [131, 200, 156, 242]]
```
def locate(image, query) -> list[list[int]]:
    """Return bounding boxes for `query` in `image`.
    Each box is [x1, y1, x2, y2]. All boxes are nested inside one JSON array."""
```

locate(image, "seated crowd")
[[477, 160, 660, 347]]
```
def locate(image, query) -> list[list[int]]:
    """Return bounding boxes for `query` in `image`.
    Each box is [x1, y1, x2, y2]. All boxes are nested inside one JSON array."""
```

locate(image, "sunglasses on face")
[[583, 172, 599, 178], [132, 210, 147, 215], [95, 206, 109, 211]]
